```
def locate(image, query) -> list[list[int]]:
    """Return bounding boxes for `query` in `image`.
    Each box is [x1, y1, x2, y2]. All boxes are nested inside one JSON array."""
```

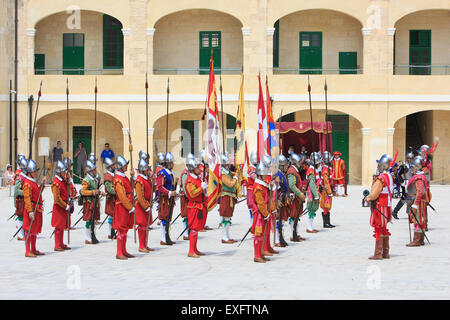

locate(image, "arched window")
[[103, 14, 123, 69]]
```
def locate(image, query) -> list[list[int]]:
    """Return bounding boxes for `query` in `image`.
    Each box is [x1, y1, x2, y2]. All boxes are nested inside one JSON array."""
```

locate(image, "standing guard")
[[23, 160, 46, 257], [219, 153, 239, 244], [153, 152, 165, 226], [306, 152, 321, 233], [406, 156, 431, 247], [135, 157, 154, 253], [113, 155, 135, 259], [81, 160, 102, 244], [246, 152, 258, 220], [51, 160, 71, 251], [275, 154, 289, 247], [331, 151, 347, 197], [363, 154, 394, 260], [286, 153, 306, 242], [320, 151, 335, 228], [13, 156, 28, 241], [180, 153, 194, 240], [184, 158, 208, 258], [392, 151, 414, 219], [103, 157, 116, 239]]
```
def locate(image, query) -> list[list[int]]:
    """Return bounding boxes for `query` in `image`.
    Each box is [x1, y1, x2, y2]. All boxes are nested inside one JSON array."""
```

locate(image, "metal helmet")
[[17, 153, 25, 160], [186, 158, 200, 172], [250, 152, 258, 165], [26, 159, 39, 173], [63, 157, 73, 169], [104, 157, 115, 170], [157, 152, 165, 164], [262, 155, 272, 168], [256, 162, 269, 176], [186, 152, 195, 162], [18, 157, 28, 171], [137, 158, 149, 172], [310, 152, 321, 165], [88, 153, 98, 163], [376, 154, 391, 172], [406, 151, 415, 160], [322, 151, 331, 164], [138, 150, 148, 161], [85, 160, 96, 173], [200, 149, 207, 162], [420, 145, 430, 154], [278, 154, 288, 166], [221, 153, 230, 165], [164, 152, 174, 164], [54, 160, 66, 174], [290, 153, 302, 168], [412, 156, 424, 171], [115, 155, 129, 170]]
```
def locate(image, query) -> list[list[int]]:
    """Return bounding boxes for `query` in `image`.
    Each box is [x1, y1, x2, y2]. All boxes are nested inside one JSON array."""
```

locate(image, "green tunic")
[[306, 173, 320, 218]]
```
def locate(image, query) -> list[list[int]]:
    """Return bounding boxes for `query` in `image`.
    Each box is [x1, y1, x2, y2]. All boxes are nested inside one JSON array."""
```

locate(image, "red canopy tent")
[[276, 121, 332, 155]]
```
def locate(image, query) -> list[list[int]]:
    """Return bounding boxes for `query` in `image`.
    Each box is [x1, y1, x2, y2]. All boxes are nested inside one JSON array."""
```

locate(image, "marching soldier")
[[406, 156, 431, 247], [113, 155, 135, 259], [251, 161, 275, 263], [157, 152, 178, 245], [179, 153, 194, 240], [103, 157, 116, 239], [219, 153, 239, 244], [363, 154, 394, 260], [246, 152, 258, 220], [275, 155, 289, 247], [306, 152, 321, 233], [331, 151, 347, 197], [13, 156, 28, 241], [320, 151, 335, 228], [135, 157, 154, 253], [286, 153, 306, 242], [51, 160, 71, 251], [23, 159, 46, 257], [184, 158, 208, 258], [81, 160, 102, 244]]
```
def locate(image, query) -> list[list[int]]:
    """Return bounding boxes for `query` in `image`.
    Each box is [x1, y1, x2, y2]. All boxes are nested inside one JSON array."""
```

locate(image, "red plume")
[[430, 137, 439, 154], [390, 148, 398, 167]]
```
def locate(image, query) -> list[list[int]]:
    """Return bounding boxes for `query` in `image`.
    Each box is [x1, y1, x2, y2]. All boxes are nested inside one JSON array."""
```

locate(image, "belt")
[[31, 200, 43, 205]]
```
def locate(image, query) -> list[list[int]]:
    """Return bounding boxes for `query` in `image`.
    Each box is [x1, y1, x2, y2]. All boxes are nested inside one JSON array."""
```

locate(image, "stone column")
[[122, 28, 131, 75], [361, 128, 371, 186], [361, 28, 375, 75], [146, 28, 155, 74], [266, 27, 275, 75], [26, 28, 36, 75]]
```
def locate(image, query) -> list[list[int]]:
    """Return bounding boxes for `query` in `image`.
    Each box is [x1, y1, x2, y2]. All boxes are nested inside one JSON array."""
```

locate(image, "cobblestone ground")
[[0, 185, 449, 299]]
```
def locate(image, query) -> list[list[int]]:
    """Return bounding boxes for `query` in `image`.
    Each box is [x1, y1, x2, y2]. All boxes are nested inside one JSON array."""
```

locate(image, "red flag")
[[257, 75, 269, 162]]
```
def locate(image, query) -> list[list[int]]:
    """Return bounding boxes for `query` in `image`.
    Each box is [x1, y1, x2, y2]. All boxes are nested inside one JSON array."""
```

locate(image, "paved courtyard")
[[0, 184, 449, 299]]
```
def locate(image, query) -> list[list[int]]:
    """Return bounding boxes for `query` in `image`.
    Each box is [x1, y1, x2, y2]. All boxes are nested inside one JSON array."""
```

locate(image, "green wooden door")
[[409, 30, 431, 75], [63, 33, 85, 75], [34, 54, 45, 75], [328, 115, 349, 184], [226, 114, 237, 155], [199, 31, 221, 74], [72, 126, 92, 183], [181, 120, 194, 157], [273, 20, 280, 68], [103, 14, 123, 69], [299, 32, 322, 74], [339, 52, 357, 74]]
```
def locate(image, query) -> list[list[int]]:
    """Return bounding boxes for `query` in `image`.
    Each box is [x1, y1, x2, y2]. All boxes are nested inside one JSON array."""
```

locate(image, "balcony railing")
[[273, 68, 363, 75], [394, 65, 450, 75], [153, 67, 242, 75], [34, 68, 124, 75]]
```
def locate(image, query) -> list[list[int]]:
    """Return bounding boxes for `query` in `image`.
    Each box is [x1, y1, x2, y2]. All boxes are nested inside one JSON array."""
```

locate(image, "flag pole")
[[165, 77, 170, 154], [308, 76, 316, 166], [324, 78, 329, 152], [219, 71, 225, 154]]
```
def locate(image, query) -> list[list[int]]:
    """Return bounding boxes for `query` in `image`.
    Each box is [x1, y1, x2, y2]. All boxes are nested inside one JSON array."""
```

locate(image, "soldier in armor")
[[157, 152, 178, 245], [274, 154, 289, 247], [135, 157, 154, 253], [406, 156, 431, 246], [306, 152, 321, 233], [103, 157, 116, 239], [246, 151, 258, 220], [184, 158, 208, 258], [51, 160, 72, 251], [13, 156, 28, 241], [286, 153, 306, 242], [219, 152, 239, 244], [81, 160, 103, 244], [63, 157, 77, 231], [179, 153, 194, 240], [113, 155, 136, 259], [392, 151, 414, 219], [363, 154, 394, 260], [23, 159, 46, 257], [153, 152, 165, 226], [320, 151, 335, 228]]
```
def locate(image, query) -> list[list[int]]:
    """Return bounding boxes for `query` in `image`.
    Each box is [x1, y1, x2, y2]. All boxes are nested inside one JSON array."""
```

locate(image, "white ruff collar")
[[222, 167, 230, 175], [27, 176, 36, 183], [20, 172, 27, 178], [56, 175, 63, 181], [254, 178, 267, 187], [115, 171, 126, 177], [189, 173, 199, 179], [138, 173, 148, 180], [164, 168, 173, 175], [106, 169, 115, 176]]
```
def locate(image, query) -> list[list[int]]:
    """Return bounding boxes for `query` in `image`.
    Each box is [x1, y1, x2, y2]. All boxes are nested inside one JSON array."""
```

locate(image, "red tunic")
[[135, 175, 152, 227], [180, 169, 189, 218], [332, 158, 346, 184], [251, 181, 269, 236], [51, 177, 69, 229], [104, 172, 115, 216], [369, 172, 393, 240], [23, 178, 44, 234], [185, 174, 207, 231], [246, 165, 256, 210], [113, 173, 134, 230]]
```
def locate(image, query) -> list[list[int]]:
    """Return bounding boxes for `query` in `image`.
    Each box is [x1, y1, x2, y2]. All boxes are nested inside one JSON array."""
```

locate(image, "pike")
[[427, 202, 437, 213], [165, 78, 170, 154], [165, 178, 179, 243], [127, 107, 137, 243], [66, 78, 71, 244], [9, 226, 22, 242], [219, 73, 225, 151], [7, 212, 16, 221], [29, 80, 42, 160], [277, 108, 284, 245], [409, 207, 431, 245]]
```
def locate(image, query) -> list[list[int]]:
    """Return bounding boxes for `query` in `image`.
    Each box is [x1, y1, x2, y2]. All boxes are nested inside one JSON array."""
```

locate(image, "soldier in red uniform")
[[179, 153, 194, 240], [331, 151, 347, 197], [51, 161, 72, 251], [113, 155, 135, 260], [135, 157, 154, 253], [246, 152, 258, 221], [184, 158, 208, 258], [364, 154, 394, 260], [103, 157, 116, 239], [23, 159, 46, 258], [320, 151, 335, 228]]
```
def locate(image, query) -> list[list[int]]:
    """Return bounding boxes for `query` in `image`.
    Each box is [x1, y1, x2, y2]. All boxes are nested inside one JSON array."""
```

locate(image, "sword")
[[176, 225, 189, 240], [170, 212, 181, 226], [98, 214, 109, 230], [237, 227, 252, 247], [427, 202, 437, 213], [7, 212, 16, 221], [9, 226, 23, 242], [409, 207, 431, 245], [72, 214, 84, 228], [370, 203, 394, 224]]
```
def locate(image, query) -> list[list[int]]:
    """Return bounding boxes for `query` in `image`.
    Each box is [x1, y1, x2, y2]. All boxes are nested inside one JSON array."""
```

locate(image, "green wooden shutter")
[[280, 113, 295, 122], [299, 32, 322, 74], [273, 20, 280, 68], [34, 54, 45, 75], [72, 126, 92, 183], [226, 114, 237, 155], [181, 120, 194, 157], [103, 14, 123, 69], [328, 115, 349, 183], [199, 31, 221, 74], [339, 52, 357, 74], [410, 30, 431, 75], [63, 33, 85, 75]]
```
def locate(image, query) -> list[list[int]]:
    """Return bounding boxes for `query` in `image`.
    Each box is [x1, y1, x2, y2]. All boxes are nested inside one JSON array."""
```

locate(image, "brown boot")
[[368, 238, 383, 260], [406, 232, 421, 247], [419, 232, 425, 246], [382, 236, 390, 259]]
